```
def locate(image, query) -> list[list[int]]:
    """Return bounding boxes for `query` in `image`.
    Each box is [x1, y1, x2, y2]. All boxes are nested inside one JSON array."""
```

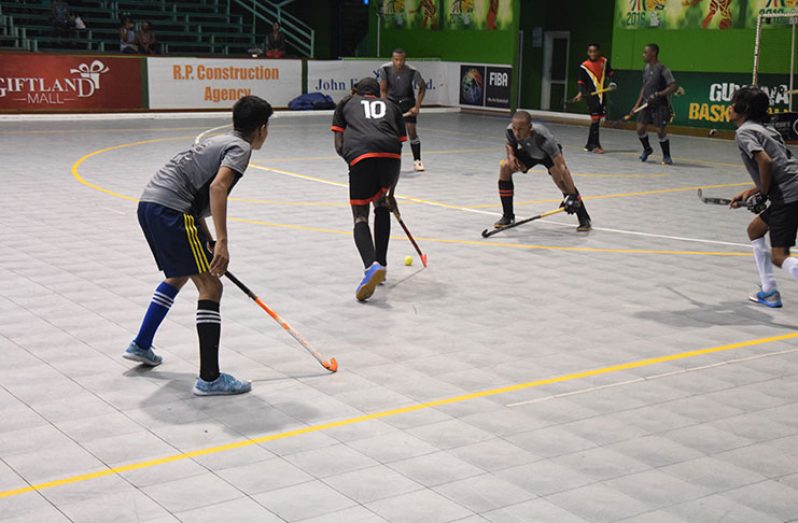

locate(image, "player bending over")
[[729, 87, 798, 308], [574, 42, 613, 153], [332, 78, 408, 302], [496, 111, 592, 231], [124, 95, 273, 395], [381, 48, 426, 172], [629, 43, 677, 165]]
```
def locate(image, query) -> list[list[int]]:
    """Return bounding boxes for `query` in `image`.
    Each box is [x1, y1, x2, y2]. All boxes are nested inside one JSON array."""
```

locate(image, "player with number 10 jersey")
[[331, 78, 408, 302]]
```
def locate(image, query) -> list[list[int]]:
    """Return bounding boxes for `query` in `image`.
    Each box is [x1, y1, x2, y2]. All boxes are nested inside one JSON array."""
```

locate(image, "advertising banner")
[[444, 0, 514, 30], [0, 53, 144, 112], [607, 70, 792, 129], [485, 66, 512, 108], [380, 0, 440, 29], [616, 0, 797, 30], [307, 60, 448, 105], [147, 57, 301, 110]]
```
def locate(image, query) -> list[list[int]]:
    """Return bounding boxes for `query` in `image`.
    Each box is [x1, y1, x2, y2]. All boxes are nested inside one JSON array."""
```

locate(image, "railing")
[[228, 0, 314, 57]]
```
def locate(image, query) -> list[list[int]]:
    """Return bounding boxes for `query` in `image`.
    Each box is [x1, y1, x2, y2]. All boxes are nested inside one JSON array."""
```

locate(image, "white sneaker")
[[414, 160, 425, 172]]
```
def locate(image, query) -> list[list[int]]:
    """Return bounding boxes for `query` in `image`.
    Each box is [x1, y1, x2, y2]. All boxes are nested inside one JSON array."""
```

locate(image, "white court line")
[[194, 123, 233, 145], [197, 117, 749, 250], [506, 346, 798, 408], [99, 206, 125, 215]]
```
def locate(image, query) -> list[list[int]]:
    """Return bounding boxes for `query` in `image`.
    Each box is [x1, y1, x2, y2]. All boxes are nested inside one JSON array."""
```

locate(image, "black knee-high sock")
[[659, 138, 671, 157], [573, 189, 591, 222], [196, 300, 220, 382], [498, 180, 514, 217], [639, 135, 652, 151], [374, 207, 390, 266], [592, 121, 602, 148], [587, 122, 600, 147], [354, 221, 376, 268], [410, 140, 421, 161]]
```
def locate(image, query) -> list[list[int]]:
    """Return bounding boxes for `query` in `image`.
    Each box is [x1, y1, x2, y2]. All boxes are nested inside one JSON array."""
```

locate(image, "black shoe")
[[494, 215, 515, 228], [577, 218, 592, 232], [640, 147, 654, 162]]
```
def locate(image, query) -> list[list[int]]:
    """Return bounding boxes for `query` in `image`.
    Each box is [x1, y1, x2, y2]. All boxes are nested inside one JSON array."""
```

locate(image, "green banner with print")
[[616, 0, 798, 30], [380, 0, 441, 30], [606, 69, 792, 129], [443, 0, 514, 30]]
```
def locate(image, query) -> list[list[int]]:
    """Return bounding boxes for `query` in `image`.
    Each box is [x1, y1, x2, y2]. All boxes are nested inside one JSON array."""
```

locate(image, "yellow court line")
[[2, 331, 797, 499], [70, 137, 191, 202]]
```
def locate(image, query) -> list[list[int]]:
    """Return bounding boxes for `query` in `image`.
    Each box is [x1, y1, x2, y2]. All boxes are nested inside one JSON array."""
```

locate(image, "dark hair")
[[354, 77, 380, 96], [645, 43, 659, 55], [233, 96, 273, 136], [392, 48, 406, 56], [731, 86, 771, 123], [587, 42, 601, 50], [511, 110, 532, 124]]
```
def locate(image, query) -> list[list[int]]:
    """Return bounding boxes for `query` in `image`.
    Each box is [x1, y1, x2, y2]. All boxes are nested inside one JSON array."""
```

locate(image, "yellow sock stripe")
[[183, 214, 206, 273], [1, 331, 797, 499]]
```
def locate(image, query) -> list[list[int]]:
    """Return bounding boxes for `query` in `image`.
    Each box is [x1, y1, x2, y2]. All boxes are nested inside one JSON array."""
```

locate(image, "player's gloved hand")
[[561, 194, 581, 214], [647, 92, 660, 102], [745, 192, 768, 214], [385, 194, 398, 213]]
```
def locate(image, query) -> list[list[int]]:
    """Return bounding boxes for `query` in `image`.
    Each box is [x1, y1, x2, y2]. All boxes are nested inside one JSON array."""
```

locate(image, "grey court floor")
[[1, 111, 798, 523]]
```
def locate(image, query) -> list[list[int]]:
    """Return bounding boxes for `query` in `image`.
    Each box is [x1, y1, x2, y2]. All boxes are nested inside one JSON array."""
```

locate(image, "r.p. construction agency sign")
[[0, 54, 144, 112], [147, 57, 301, 109]]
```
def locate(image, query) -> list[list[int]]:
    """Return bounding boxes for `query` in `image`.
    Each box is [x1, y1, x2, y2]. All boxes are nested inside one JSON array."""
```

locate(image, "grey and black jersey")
[[140, 131, 251, 217], [332, 94, 407, 166], [736, 120, 798, 204], [642, 62, 676, 107], [380, 63, 424, 104], [506, 123, 562, 161]]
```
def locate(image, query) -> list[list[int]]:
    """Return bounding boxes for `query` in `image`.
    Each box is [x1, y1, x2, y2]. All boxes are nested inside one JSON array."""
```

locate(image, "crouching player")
[[496, 111, 592, 231], [124, 95, 273, 395], [332, 77, 407, 301], [729, 87, 798, 308]]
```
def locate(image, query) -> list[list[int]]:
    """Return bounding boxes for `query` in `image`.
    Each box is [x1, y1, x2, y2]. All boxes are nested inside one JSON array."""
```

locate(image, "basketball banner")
[[0, 53, 144, 112]]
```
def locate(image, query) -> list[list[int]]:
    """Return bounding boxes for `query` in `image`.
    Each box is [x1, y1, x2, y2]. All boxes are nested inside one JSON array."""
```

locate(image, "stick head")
[[421, 254, 428, 268], [323, 358, 338, 373], [608, 82, 617, 90]]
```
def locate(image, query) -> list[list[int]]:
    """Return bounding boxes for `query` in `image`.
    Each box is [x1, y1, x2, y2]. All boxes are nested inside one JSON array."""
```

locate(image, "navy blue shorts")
[[138, 202, 211, 278]]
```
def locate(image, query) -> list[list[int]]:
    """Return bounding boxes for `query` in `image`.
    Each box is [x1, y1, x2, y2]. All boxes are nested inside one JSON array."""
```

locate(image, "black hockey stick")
[[481, 207, 566, 238], [697, 188, 749, 208]]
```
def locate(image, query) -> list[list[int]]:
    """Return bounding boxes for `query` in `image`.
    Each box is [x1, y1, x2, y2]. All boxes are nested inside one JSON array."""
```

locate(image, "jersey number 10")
[[361, 100, 386, 119]]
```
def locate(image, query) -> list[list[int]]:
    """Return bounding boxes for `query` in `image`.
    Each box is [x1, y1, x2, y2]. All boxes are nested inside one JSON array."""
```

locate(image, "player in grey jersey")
[[381, 48, 427, 171], [124, 96, 273, 396], [629, 44, 677, 165]]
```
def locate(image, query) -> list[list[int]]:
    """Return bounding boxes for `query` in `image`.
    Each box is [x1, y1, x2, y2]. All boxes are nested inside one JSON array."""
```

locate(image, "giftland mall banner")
[[616, 0, 798, 30]]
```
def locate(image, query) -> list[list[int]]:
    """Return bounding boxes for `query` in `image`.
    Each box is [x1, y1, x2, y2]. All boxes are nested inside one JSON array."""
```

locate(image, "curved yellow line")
[[70, 139, 749, 257]]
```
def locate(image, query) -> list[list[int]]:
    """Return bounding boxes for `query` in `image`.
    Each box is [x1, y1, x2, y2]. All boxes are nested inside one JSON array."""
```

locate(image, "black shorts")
[[761, 201, 798, 248], [138, 202, 211, 278], [637, 104, 672, 127], [516, 145, 563, 172], [586, 97, 606, 118], [394, 98, 417, 124], [349, 157, 401, 206]]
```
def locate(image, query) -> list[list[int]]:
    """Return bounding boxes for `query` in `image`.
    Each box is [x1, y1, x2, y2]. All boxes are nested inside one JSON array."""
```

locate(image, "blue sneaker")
[[193, 373, 252, 396], [640, 147, 654, 162], [356, 262, 387, 302], [749, 288, 782, 308], [123, 341, 162, 367]]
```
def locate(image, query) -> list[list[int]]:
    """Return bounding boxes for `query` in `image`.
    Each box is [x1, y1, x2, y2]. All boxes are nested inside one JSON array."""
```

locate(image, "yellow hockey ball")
[[404, 255, 413, 266]]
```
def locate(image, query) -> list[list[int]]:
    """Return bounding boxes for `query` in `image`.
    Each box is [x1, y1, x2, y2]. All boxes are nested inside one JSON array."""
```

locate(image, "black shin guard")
[[354, 221, 376, 268], [659, 139, 671, 157], [639, 135, 652, 151], [574, 189, 591, 222], [374, 207, 390, 266], [410, 140, 421, 161], [498, 180, 514, 217], [588, 122, 600, 148], [196, 300, 221, 382]]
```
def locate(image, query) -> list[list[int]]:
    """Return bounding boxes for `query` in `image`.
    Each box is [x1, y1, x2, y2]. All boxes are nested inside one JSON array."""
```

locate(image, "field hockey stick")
[[624, 86, 685, 120], [224, 271, 338, 373], [591, 82, 617, 96], [481, 207, 566, 238], [391, 206, 428, 267], [697, 189, 749, 208]]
